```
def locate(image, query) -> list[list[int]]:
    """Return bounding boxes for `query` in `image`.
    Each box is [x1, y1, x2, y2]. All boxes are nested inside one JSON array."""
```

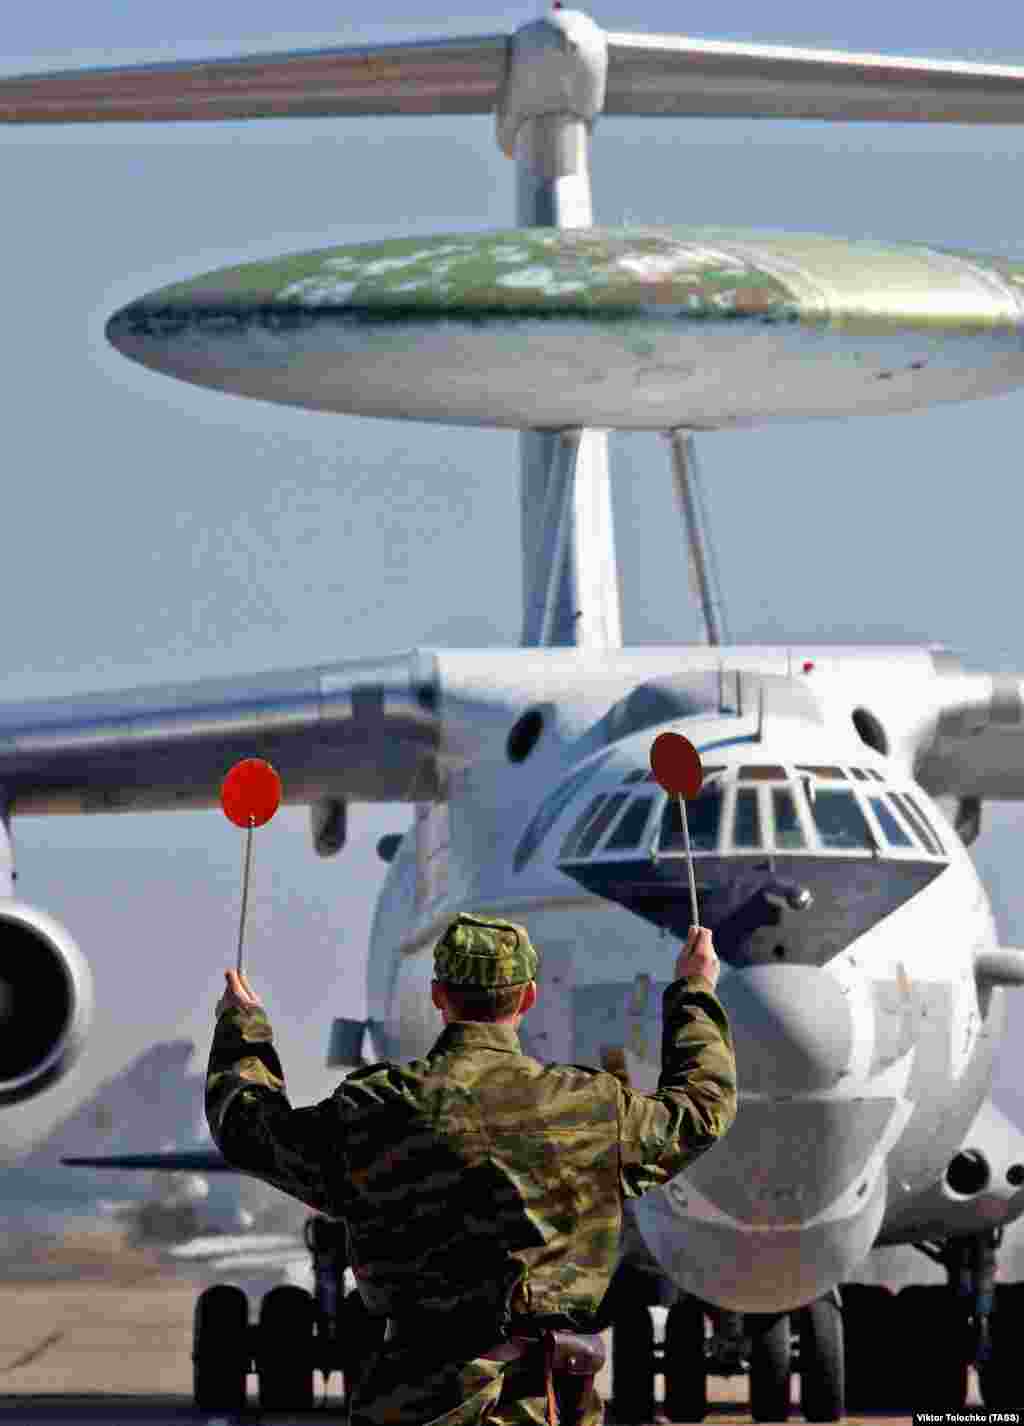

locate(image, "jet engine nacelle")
[[0, 900, 93, 1106]]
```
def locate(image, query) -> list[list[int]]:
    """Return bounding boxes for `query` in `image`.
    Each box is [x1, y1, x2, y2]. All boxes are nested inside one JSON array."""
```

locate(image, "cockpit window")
[[660, 781, 723, 853], [850, 768, 870, 781], [891, 792, 945, 855], [772, 787, 806, 849], [604, 796, 655, 851], [513, 752, 611, 872], [622, 769, 648, 785], [559, 795, 608, 861], [576, 793, 630, 858], [739, 765, 786, 781], [733, 788, 762, 848], [867, 796, 914, 848], [797, 765, 846, 779], [808, 788, 874, 850]]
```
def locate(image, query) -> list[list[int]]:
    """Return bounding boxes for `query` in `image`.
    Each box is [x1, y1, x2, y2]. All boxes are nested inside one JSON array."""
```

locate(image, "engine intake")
[[0, 901, 93, 1105]]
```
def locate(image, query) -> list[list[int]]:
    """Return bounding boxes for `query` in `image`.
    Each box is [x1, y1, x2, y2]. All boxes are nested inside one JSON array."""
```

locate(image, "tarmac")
[[0, 1235, 989, 1425]]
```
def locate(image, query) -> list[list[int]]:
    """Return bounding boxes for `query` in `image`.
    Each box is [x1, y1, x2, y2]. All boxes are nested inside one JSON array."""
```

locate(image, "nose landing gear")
[[606, 1265, 846, 1423]]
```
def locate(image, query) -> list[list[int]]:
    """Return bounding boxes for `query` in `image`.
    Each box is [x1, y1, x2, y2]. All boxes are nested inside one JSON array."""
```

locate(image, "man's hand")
[[215, 968, 264, 1019], [674, 926, 719, 990]]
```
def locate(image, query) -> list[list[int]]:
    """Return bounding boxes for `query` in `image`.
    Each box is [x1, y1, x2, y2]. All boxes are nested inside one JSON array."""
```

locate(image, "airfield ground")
[[0, 1229, 985, 1423]]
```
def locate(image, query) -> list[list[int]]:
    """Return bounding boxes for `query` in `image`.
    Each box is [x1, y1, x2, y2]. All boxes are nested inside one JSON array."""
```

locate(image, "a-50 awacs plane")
[[7, 6, 1024, 1420]]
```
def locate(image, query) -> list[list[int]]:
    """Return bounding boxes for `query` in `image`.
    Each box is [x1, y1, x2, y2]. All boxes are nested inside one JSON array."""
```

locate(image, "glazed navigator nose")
[[717, 963, 855, 1095]]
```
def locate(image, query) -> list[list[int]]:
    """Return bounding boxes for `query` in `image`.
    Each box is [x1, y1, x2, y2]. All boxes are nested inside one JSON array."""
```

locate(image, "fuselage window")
[[514, 753, 611, 872], [739, 765, 787, 781], [892, 792, 945, 856], [559, 794, 608, 861], [576, 792, 630, 858], [869, 796, 915, 848], [772, 787, 806, 849], [660, 782, 722, 853], [733, 788, 762, 848], [808, 789, 874, 850], [604, 796, 655, 851]]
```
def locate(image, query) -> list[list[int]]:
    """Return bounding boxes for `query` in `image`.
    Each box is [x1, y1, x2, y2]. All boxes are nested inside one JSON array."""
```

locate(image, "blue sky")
[[3, 0, 1024, 1147]]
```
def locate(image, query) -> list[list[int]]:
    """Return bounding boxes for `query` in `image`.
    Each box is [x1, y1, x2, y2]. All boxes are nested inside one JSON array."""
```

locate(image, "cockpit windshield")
[[553, 756, 950, 965], [555, 761, 947, 865], [659, 778, 724, 854], [806, 789, 874, 851]]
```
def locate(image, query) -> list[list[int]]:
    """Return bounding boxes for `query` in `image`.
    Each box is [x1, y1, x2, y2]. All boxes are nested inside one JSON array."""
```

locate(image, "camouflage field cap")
[[433, 912, 539, 988]]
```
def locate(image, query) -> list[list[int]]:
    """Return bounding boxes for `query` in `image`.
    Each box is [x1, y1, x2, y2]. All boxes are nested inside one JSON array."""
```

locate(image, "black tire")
[[896, 1283, 968, 1410], [798, 1294, 844, 1423], [840, 1283, 895, 1412], [192, 1283, 249, 1412], [611, 1302, 655, 1424], [258, 1283, 316, 1411], [979, 1281, 1024, 1409], [748, 1312, 791, 1423], [663, 1296, 707, 1423]]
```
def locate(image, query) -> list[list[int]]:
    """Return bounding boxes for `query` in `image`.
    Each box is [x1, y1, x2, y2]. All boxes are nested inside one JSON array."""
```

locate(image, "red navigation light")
[[649, 732, 704, 800], [803, 661, 815, 674], [220, 759, 282, 828]]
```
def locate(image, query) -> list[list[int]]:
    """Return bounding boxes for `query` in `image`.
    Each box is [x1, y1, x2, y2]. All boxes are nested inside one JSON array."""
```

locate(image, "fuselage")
[[365, 674, 1000, 1313]]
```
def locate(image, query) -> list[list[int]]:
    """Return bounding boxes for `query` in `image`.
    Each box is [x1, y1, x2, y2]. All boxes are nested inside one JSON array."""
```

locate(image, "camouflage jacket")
[[206, 977, 736, 1334]]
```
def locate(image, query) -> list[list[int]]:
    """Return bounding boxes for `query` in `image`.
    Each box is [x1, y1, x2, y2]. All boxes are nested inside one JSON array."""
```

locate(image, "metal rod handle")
[[236, 816, 255, 975], [677, 793, 700, 929]]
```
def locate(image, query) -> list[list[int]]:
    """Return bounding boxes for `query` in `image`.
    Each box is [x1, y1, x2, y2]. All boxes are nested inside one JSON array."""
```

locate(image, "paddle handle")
[[677, 793, 700, 929], [236, 817, 255, 976]]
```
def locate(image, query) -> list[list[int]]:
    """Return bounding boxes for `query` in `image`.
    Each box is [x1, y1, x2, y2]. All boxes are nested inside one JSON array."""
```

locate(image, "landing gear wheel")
[[980, 1282, 1024, 1408], [896, 1284, 968, 1410], [663, 1296, 707, 1423], [611, 1302, 655, 1424], [258, 1283, 316, 1411], [840, 1283, 895, 1411], [748, 1312, 791, 1423], [798, 1294, 844, 1422], [192, 1283, 249, 1412]]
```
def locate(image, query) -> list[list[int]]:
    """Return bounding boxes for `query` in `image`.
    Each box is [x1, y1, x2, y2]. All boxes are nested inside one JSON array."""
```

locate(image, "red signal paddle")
[[220, 758, 282, 975], [649, 731, 704, 928]]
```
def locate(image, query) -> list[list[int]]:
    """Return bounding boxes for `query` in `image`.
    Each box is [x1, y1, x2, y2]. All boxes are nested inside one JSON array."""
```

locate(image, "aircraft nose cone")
[[718, 965, 854, 1095]]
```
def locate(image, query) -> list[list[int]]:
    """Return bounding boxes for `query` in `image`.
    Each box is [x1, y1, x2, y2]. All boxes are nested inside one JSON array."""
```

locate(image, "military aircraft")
[[0, 1039, 260, 1245], [6, 6, 1024, 1420]]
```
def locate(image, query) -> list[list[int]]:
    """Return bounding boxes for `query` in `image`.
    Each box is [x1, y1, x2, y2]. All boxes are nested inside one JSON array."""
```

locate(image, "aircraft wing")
[[0, 645, 725, 816], [0, 651, 446, 815], [63, 1149, 235, 1173], [2, 30, 1024, 127]]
